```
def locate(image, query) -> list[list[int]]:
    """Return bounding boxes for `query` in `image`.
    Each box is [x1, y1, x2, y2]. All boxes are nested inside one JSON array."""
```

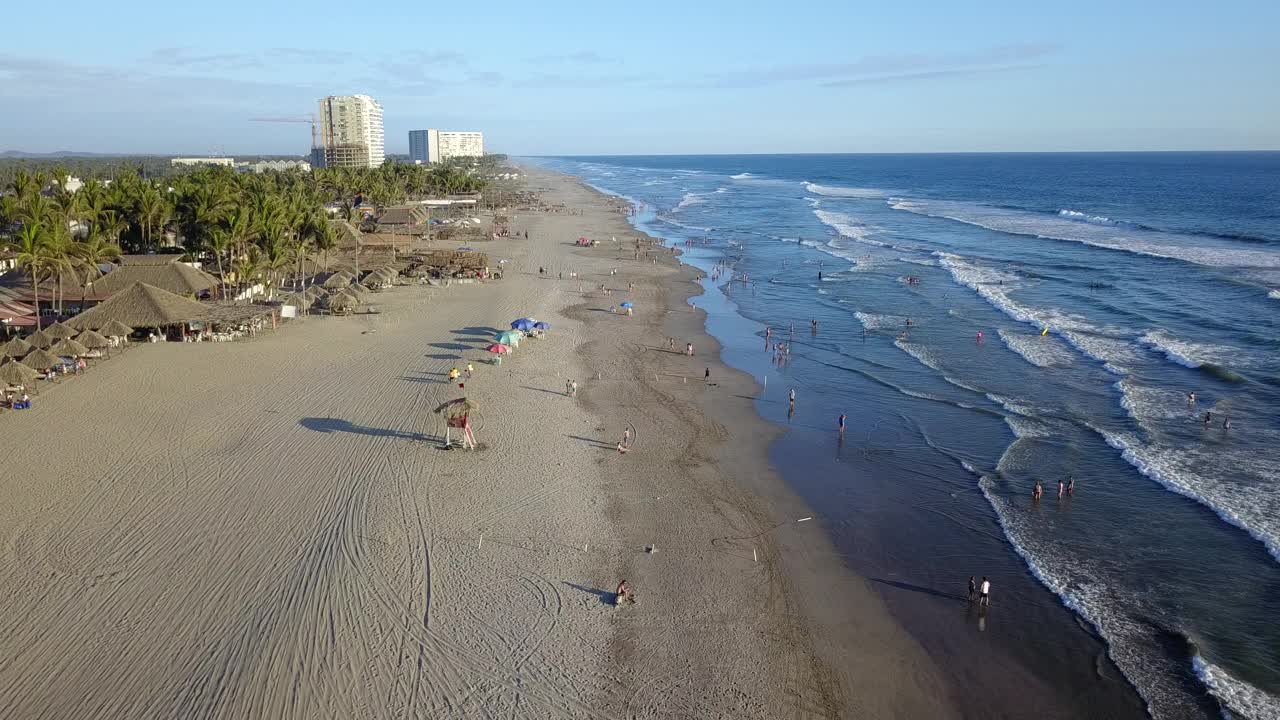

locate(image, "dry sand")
[[0, 167, 955, 718]]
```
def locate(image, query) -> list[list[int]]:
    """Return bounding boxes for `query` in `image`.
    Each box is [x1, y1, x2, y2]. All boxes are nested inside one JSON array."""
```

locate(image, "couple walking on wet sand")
[[968, 576, 991, 607]]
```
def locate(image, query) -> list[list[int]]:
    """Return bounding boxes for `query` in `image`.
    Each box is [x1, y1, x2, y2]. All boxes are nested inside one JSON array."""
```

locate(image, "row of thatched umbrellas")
[[1, 320, 134, 389]]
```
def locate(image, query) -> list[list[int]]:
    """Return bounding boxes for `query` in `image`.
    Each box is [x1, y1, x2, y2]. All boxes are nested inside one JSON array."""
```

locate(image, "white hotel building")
[[411, 129, 484, 163], [317, 94, 385, 168]]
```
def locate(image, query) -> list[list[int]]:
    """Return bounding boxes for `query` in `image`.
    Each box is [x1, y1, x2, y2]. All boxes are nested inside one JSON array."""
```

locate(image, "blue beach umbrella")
[[533, 321, 551, 331], [511, 318, 536, 331], [620, 302, 634, 308]]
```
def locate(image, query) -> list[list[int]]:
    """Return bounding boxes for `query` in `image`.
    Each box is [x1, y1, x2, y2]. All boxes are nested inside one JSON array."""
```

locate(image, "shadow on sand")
[[869, 577, 969, 603], [521, 385, 567, 397], [562, 582, 617, 606], [454, 326, 501, 336], [300, 417, 439, 443]]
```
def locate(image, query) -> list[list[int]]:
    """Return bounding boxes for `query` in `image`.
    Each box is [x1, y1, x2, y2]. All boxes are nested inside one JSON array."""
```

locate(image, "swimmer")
[[905, 318, 913, 327], [1187, 392, 1196, 404], [1204, 411, 1212, 426], [1058, 480, 1065, 498], [1067, 477, 1075, 495], [1033, 481, 1043, 501], [818, 271, 823, 280], [838, 414, 846, 433], [976, 331, 983, 341], [1223, 418, 1232, 430]]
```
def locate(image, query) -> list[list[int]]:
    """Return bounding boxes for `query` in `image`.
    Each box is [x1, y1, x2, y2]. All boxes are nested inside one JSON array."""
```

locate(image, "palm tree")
[[75, 234, 123, 312], [4, 222, 53, 329], [206, 228, 233, 300], [231, 247, 262, 303], [136, 185, 169, 252]]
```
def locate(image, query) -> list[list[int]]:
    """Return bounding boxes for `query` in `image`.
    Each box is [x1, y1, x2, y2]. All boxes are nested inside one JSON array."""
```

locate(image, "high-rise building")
[[408, 130, 430, 164], [317, 94, 385, 168], [421, 129, 484, 163]]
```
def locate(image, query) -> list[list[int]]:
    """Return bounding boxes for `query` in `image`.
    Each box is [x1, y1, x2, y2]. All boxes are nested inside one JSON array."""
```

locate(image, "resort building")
[[317, 94, 385, 168], [236, 159, 312, 174], [409, 130, 430, 164], [170, 157, 235, 168], [419, 129, 485, 163]]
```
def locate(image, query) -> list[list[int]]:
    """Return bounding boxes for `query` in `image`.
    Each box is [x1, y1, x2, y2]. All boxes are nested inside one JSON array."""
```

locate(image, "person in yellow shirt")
[[449, 367, 460, 381], [465, 363, 474, 379]]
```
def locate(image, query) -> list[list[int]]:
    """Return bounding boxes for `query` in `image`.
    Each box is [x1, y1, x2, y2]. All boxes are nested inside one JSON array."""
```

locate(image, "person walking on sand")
[[979, 576, 991, 606], [705, 366, 711, 382], [968, 576, 977, 602], [465, 363, 474, 379], [686, 342, 693, 356]]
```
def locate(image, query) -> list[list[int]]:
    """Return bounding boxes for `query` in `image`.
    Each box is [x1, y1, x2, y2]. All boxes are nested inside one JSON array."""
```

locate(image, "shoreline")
[[528, 165, 960, 716]]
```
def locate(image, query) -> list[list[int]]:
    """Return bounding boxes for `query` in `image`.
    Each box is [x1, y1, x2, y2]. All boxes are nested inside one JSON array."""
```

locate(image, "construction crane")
[[249, 116, 320, 151]]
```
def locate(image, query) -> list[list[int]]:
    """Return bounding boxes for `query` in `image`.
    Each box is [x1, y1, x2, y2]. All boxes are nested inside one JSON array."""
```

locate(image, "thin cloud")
[[527, 51, 616, 65], [821, 64, 1048, 87], [143, 47, 262, 70], [704, 42, 1059, 88]]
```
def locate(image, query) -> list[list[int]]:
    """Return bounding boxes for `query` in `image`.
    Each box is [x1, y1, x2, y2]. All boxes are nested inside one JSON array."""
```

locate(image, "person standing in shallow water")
[[838, 414, 846, 433], [979, 577, 991, 606], [968, 576, 977, 602]]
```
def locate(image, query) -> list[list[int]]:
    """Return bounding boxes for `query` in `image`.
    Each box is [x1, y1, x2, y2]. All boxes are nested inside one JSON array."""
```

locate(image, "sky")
[[2, 0, 1278, 156]]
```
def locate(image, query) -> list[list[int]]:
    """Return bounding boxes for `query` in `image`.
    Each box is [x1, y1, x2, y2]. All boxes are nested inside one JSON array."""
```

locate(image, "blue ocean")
[[530, 153, 1280, 720]]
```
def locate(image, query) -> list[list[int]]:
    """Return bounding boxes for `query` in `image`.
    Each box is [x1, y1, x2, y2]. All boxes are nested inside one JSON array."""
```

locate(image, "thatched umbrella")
[[51, 338, 90, 357], [76, 330, 111, 354], [44, 322, 77, 340], [0, 359, 41, 387], [327, 292, 356, 313], [26, 329, 53, 348], [303, 285, 325, 301], [349, 282, 370, 296], [21, 347, 60, 371], [99, 319, 134, 339], [323, 273, 351, 290], [2, 337, 32, 358]]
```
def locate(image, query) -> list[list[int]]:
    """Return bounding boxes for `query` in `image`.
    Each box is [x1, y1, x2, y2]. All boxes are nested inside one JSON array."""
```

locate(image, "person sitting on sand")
[[615, 580, 634, 606], [449, 367, 460, 381]]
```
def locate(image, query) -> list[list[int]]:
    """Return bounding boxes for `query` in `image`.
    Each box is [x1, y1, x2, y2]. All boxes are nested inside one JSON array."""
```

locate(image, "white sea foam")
[[997, 328, 1075, 368], [1270, 290, 1280, 301], [897, 256, 937, 267], [672, 191, 708, 212], [1195, 656, 1280, 720], [813, 209, 889, 247], [894, 198, 1280, 269], [1057, 208, 1118, 225], [893, 338, 943, 372], [936, 252, 1097, 335], [1138, 329, 1247, 369], [853, 311, 904, 330], [1100, 428, 1280, 563], [804, 182, 887, 199], [1115, 379, 1190, 429], [729, 172, 753, 180], [1059, 331, 1140, 372]]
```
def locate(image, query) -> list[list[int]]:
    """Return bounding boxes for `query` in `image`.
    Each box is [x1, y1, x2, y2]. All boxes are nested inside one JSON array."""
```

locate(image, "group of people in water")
[[1188, 392, 1232, 429], [1032, 477, 1075, 501]]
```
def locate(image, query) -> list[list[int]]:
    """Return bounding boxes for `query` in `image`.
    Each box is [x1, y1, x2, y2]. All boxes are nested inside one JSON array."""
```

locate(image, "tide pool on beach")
[[532, 152, 1280, 720]]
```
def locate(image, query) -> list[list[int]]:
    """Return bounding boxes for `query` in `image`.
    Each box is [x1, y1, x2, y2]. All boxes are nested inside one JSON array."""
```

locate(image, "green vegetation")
[[1, 162, 493, 322]]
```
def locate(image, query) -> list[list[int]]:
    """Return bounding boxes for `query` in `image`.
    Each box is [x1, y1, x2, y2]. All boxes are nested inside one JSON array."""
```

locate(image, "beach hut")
[[75, 330, 111, 357], [44, 322, 77, 340], [323, 273, 352, 290], [25, 329, 53, 349], [21, 347, 59, 371], [98, 320, 134, 348], [65, 282, 209, 333], [50, 338, 89, 358], [1, 358, 41, 386], [2, 337, 32, 358]]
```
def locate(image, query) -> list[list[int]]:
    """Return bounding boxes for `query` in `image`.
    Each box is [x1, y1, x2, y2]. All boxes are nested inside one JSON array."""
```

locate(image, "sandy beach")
[[0, 167, 955, 718]]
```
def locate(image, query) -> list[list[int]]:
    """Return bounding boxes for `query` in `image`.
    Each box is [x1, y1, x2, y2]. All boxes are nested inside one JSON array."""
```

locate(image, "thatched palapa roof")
[[25, 329, 53, 348], [1, 359, 41, 385], [21, 347, 60, 370], [75, 330, 110, 349], [88, 262, 219, 297], [44, 322, 77, 340], [99, 320, 134, 337], [66, 282, 209, 330], [50, 338, 89, 357], [2, 337, 31, 358]]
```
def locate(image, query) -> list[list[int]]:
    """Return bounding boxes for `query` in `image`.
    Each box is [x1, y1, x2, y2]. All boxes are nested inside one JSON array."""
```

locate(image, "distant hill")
[[0, 150, 144, 159]]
